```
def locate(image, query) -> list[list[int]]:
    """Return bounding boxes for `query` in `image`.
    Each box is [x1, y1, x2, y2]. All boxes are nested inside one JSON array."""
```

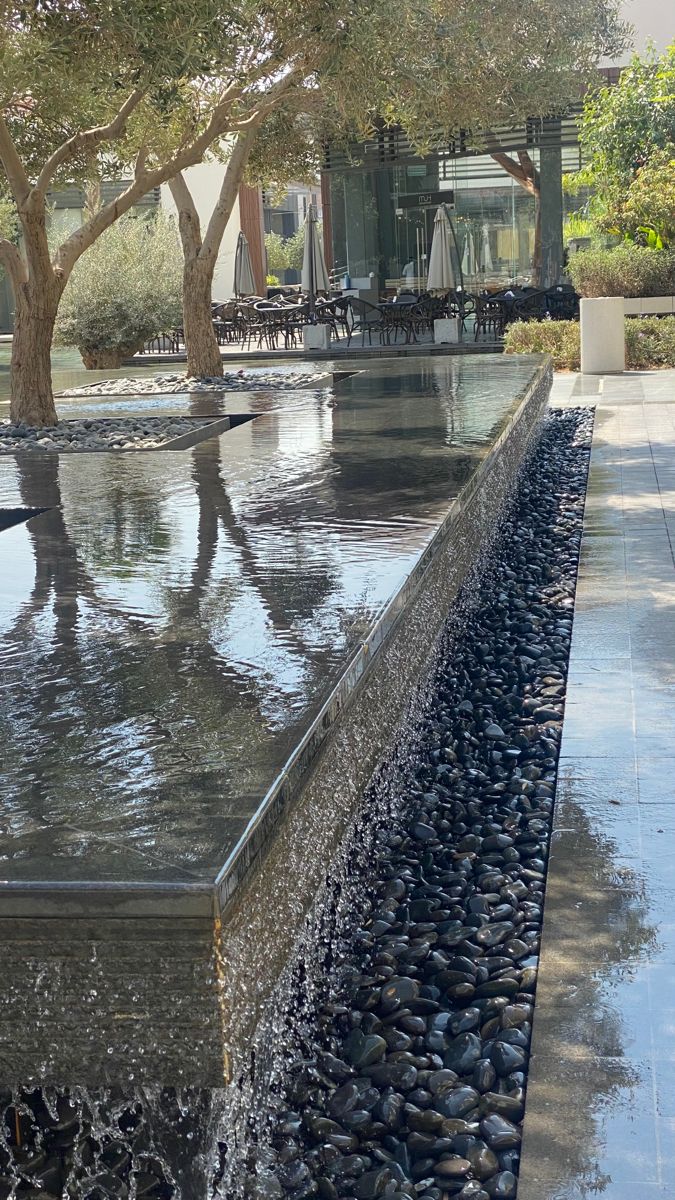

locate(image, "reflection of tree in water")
[[0, 437, 348, 874], [522, 793, 660, 1196]]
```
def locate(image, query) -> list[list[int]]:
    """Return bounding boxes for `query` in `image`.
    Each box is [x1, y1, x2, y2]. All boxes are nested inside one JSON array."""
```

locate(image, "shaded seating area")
[[141, 282, 581, 356]]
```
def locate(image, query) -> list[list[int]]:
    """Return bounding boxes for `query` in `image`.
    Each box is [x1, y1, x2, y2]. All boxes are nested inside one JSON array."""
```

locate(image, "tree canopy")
[[0, 0, 629, 421]]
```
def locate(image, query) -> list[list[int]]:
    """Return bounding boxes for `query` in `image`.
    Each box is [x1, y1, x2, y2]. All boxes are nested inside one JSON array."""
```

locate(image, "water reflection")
[[0, 359, 542, 884]]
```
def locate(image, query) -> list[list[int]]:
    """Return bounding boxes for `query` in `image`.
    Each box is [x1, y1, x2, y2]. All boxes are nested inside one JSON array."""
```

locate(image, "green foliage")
[[580, 45, 675, 186], [505, 316, 675, 370], [0, 0, 633, 252], [567, 244, 675, 297], [563, 210, 595, 241], [0, 0, 242, 188], [264, 224, 320, 273], [606, 146, 675, 247], [286, 225, 313, 272], [504, 320, 582, 370], [55, 212, 182, 354], [264, 232, 290, 273], [625, 316, 675, 367], [0, 192, 18, 242], [266, 273, 279, 285], [578, 45, 675, 238]]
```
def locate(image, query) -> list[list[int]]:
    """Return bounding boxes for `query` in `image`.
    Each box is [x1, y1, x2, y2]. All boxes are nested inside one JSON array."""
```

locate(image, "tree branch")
[[35, 89, 145, 194], [169, 171, 203, 262], [52, 77, 283, 284], [489, 150, 536, 194], [200, 125, 260, 262], [0, 115, 31, 205]]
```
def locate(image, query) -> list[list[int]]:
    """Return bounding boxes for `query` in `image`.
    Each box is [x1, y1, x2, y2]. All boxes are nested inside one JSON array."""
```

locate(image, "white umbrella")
[[234, 231, 256, 297], [427, 206, 456, 293], [301, 204, 330, 315], [481, 223, 493, 273], [461, 228, 476, 278]]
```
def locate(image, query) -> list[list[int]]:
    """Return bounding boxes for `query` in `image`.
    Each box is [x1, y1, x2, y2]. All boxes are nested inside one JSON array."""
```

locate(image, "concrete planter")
[[303, 324, 331, 351], [433, 318, 460, 344], [623, 295, 675, 316], [580, 297, 625, 374]]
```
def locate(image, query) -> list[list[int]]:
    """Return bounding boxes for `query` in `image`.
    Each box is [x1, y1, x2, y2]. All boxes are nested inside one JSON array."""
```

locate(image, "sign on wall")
[[396, 191, 455, 209]]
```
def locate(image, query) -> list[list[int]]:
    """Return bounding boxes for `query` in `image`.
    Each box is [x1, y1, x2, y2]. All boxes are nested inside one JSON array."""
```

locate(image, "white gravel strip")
[[57, 369, 326, 397], [0, 416, 217, 453]]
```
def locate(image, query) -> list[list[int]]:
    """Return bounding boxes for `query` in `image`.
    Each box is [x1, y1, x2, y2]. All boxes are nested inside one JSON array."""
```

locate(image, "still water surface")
[[0, 355, 542, 884]]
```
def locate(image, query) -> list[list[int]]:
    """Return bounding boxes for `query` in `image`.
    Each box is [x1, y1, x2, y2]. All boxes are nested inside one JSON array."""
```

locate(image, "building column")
[[238, 184, 267, 295], [539, 119, 564, 288]]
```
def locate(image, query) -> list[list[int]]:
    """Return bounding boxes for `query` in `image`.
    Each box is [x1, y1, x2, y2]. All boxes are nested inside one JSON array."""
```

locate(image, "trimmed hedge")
[[567, 244, 675, 298], [504, 317, 675, 371]]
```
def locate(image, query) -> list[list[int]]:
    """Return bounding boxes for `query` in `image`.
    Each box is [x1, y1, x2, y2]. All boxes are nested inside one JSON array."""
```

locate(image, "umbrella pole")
[[309, 205, 316, 321], [445, 205, 463, 292]]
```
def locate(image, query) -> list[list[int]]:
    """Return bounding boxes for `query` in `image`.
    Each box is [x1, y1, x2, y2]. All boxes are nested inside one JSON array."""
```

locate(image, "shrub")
[[625, 317, 675, 368], [504, 316, 675, 371], [567, 244, 675, 298], [55, 211, 182, 368], [504, 320, 580, 370]]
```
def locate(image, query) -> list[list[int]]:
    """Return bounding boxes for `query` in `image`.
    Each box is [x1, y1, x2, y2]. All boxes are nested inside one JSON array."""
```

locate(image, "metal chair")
[[474, 295, 508, 340], [346, 298, 387, 348]]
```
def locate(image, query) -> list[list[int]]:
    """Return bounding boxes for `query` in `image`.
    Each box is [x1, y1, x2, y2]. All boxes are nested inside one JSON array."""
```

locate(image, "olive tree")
[[169, 0, 628, 377], [55, 210, 183, 367], [1, 0, 628, 416], [0, 0, 288, 424]]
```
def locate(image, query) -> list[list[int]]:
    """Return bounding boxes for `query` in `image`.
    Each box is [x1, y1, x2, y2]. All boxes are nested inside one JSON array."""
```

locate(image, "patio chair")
[[474, 295, 508, 341], [511, 290, 549, 322], [545, 287, 580, 321], [330, 297, 353, 341], [346, 298, 387, 348]]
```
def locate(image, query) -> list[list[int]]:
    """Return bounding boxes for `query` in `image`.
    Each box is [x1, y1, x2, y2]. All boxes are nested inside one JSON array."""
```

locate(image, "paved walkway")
[[519, 369, 675, 1199]]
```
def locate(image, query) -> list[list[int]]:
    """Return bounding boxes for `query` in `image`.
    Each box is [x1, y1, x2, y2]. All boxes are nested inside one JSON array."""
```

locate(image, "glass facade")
[[329, 154, 539, 292], [326, 130, 583, 293]]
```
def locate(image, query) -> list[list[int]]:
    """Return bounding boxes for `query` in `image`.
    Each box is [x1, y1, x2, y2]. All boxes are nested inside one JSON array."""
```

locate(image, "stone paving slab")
[[519, 369, 675, 1200]]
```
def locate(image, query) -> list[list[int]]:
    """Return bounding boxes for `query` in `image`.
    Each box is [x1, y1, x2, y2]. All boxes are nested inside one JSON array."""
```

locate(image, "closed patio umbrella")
[[427, 205, 456, 293], [301, 203, 330, 317], [481, 223, 493, 273], [234, 231, 256, 297], [461, 228, 476, 279]]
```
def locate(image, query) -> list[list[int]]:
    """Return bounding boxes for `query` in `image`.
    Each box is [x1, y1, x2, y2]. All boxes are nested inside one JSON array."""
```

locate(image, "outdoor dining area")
[[145, 205, 580, 356]]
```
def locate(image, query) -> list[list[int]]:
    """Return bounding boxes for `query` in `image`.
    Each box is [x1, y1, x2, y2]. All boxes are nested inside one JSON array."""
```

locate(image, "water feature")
[[0, 354, 558, 1196]]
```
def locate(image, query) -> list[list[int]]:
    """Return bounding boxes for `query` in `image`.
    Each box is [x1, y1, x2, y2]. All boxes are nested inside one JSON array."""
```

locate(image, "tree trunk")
[[79, 342, 145, 369], [10, 282, 60, 426], [183, 256, 223, 378], [532, 194, 542, 288]]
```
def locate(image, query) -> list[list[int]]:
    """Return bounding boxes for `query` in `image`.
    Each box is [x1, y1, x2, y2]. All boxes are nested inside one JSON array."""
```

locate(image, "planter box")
[[303, 324, 331, 351], [580, 297, 625, 374], [434, 318, 460, 344], [623, 295, 675, 316]]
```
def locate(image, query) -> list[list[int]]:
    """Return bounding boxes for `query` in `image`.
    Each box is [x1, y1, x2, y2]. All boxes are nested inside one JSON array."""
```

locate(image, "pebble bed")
[[0, 409, 591, 1200], [58, 370, 325, 397], [241, 407, 593, 1200], [0, 416, 216, 453]]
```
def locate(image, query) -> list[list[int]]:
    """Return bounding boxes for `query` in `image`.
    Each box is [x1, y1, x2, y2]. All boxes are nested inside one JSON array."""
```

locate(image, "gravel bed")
[[0, 415, 216, 452], [58, 369, 326, 397], [237, 407, 593, 1200]]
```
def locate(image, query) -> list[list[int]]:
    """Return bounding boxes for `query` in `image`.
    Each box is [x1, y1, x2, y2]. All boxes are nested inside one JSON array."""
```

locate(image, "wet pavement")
[[519, 369, 675, 1200], [0, 355, 544, 897]]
